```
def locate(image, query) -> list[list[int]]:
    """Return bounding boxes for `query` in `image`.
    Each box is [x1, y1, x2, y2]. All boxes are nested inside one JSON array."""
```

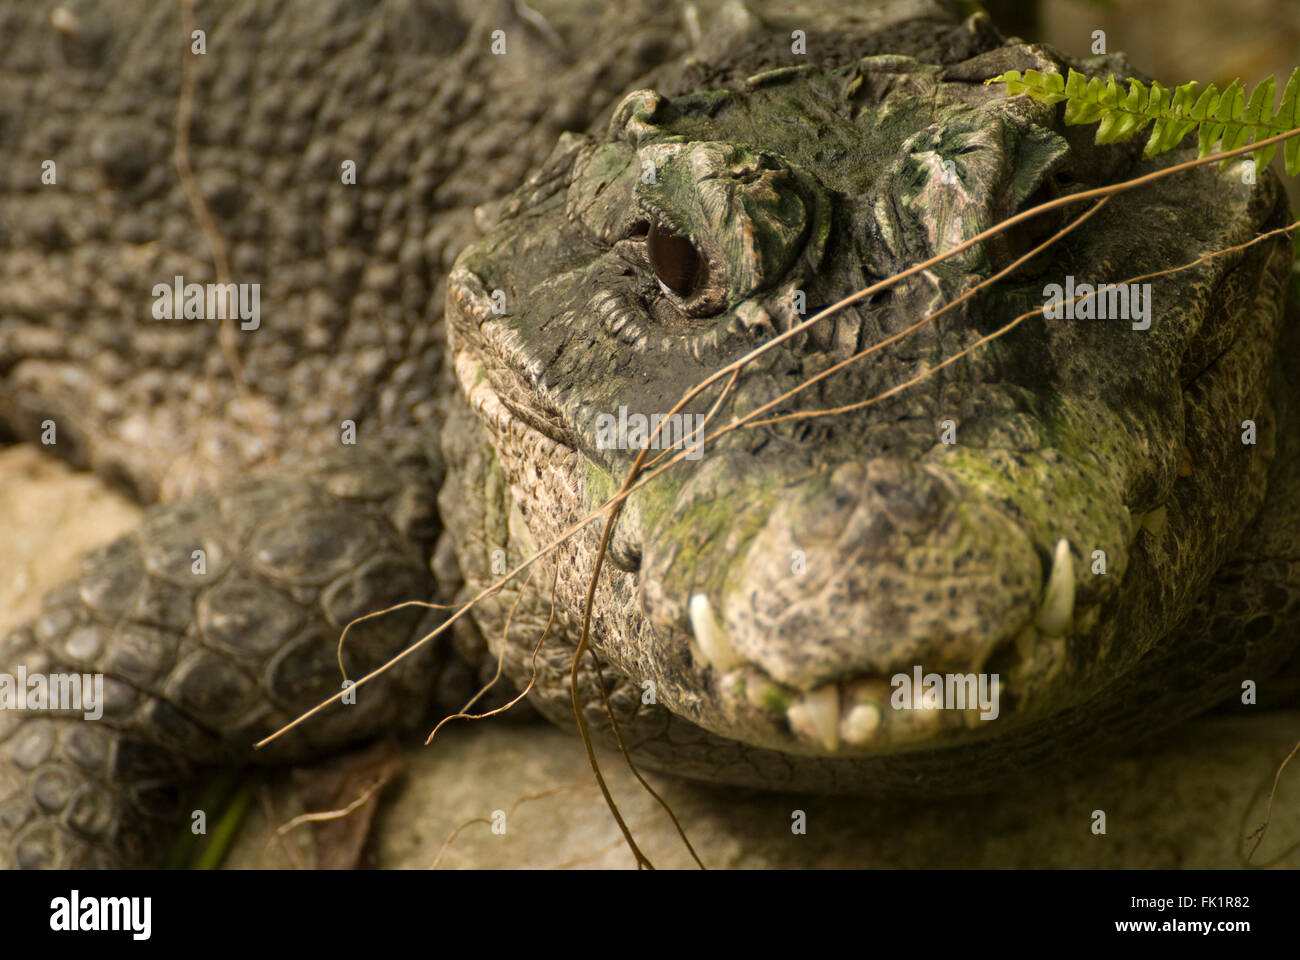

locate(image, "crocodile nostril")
[[860, 460, 954, 538], [608, 529, 643, 572]]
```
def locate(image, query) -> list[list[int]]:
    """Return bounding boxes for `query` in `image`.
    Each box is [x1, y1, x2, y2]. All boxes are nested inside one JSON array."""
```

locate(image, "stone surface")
[[0, 444, 140, 628], [221, 710, 1300, 869]]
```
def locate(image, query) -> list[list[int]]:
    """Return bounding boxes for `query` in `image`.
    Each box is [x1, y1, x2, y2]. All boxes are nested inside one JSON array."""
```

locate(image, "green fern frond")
[[985, 67, 1300, 177]]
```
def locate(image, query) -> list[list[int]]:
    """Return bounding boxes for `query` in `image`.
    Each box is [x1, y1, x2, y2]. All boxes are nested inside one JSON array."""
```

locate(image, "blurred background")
[[1007, 0, 1300, 205]]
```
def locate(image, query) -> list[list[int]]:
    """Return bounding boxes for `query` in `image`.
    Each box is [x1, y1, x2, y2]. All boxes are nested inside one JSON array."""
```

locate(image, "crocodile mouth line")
[[678, 581, 1040, 757], [448, 268, 1062, 759], [451, 344, 1055, 759]]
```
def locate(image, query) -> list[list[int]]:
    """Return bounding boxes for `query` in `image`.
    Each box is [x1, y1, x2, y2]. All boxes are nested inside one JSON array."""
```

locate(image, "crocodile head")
[[444, 33, 1290, 774]]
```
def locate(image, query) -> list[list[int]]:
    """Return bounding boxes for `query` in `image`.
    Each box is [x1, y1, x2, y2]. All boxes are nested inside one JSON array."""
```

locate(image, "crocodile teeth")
[[1140, 505, 1168, 536], [840, 703, 881, 746], [787, 687, 840, 752], [1034, 537, 1075, 636], [688, 594, 740, 673]]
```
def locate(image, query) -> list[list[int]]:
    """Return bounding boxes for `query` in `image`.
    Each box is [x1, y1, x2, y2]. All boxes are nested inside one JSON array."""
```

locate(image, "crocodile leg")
[[0, 440, 452, 868], [0, 0, 688, 869]]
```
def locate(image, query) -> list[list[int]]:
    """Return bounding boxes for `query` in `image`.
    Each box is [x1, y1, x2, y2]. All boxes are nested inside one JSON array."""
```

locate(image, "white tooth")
[[787, 687, 840, 752], [1034, 537, 1075, 636], [1141, 505, 1168, 536], [840, 703, 881, 746], [688, 594, 740, 672]]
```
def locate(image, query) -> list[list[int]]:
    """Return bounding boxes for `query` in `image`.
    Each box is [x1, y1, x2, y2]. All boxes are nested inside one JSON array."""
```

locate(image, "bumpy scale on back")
[[3, 0, 1300, 867]]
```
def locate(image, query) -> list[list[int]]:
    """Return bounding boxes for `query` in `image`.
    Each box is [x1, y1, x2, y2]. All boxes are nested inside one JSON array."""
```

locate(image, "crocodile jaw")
[[442, 43, 1291, 763], [445, 262, 1104, 758]]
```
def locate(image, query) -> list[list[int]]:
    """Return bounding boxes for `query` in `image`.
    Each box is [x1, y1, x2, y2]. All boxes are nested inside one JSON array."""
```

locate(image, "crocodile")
[[2, 0, 1298, 868]]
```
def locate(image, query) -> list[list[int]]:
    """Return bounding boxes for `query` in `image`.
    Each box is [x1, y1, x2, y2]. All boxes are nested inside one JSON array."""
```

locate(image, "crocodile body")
[[1, 0, 1298, 867]]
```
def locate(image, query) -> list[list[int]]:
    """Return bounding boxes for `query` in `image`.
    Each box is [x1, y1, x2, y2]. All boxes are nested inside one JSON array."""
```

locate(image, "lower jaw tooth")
[[787, 687, 840, 752], [840, 703, 881, 746], [1140, 505, 1168, 536]]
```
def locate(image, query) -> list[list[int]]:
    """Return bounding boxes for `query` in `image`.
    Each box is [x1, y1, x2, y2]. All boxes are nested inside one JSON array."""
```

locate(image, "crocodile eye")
[[647, 221, 705, 297]]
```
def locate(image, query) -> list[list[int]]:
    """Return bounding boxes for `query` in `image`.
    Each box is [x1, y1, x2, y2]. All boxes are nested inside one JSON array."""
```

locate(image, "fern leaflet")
[[985, 67, 1300, 176]]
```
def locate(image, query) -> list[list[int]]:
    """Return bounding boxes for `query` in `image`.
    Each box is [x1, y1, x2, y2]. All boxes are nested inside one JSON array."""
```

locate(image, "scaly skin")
[[442, 8, 1300, 788], [1, 0, 1298, 866], [0, 0, 694, 868]]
